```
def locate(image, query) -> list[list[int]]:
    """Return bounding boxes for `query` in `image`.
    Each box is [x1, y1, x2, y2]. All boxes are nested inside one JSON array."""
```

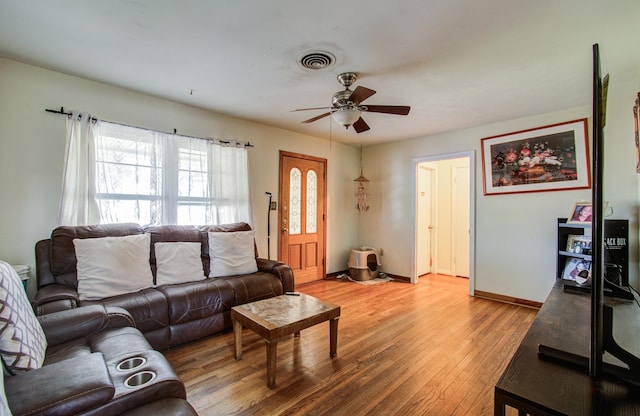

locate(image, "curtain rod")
[[45, 107, 254, 147]]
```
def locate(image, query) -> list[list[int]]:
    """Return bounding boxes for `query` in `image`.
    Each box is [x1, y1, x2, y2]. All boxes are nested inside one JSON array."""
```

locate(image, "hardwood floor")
[[163, 274, 538, 415]]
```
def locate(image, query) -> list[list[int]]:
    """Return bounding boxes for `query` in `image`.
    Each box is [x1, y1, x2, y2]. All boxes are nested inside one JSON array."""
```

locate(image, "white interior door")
[[453, 162, 470, 278], [417, 166, 434, 276]]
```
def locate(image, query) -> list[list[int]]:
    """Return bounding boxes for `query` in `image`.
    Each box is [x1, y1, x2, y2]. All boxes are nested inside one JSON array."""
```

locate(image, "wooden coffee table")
[[231, 293, 340, 388]]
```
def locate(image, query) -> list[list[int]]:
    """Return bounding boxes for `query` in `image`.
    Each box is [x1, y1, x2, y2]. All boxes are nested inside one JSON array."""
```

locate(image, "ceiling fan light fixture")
[[331, 108, 361, 127], [293, 70, 410, 133]]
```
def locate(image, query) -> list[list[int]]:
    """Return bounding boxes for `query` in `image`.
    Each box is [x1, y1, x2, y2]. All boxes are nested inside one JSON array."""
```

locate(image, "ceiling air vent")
[[298, 51, 336, 70]]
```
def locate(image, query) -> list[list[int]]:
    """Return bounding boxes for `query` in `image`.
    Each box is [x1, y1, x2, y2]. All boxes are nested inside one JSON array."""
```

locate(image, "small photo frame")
[[562, 258, 592, 281], [567, 202, 592, 224], [566, 235, 592, 255]]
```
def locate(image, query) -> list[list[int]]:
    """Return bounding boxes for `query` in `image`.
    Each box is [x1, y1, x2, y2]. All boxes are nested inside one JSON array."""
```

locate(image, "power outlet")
[[379, 248, 384, 256], [270, 202, 277, 210]]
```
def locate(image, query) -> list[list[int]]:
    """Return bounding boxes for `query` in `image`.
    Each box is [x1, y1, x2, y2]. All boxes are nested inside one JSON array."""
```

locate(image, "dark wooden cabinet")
[[557, 218, 629, 286], [495, 281, 640, 415]]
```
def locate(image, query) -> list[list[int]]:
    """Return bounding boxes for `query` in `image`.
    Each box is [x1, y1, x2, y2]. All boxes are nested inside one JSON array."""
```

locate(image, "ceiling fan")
[[292, 72, 411, 133]]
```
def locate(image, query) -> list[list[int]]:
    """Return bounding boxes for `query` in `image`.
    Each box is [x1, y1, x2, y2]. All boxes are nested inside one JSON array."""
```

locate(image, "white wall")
[[0, 58, 360, 294], [2, 57, 637, 304], [360, 76, 639, 302]]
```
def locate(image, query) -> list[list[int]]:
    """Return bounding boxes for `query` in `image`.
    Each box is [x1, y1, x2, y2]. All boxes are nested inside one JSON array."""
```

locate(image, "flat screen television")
[[591, 41, 606, 378], [538, 43, 640, 385]]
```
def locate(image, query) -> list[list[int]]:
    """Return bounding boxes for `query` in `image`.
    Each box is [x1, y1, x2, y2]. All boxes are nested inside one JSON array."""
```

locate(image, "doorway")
[[412, 151, 475, 295], [278, 151, 327, 285]]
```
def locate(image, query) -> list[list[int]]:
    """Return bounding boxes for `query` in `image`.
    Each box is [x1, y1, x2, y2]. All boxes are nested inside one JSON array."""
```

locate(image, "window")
[[306, 169, 317, 233], [289, 167, 301, 235], [93, 121, 251, 226]]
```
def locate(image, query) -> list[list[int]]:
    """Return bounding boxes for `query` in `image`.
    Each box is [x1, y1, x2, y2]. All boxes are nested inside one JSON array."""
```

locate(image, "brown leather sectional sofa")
[[34, 222, 295, 350], [4, 304, 196, 415], [16, 222, 294, 415], [0, 255, 197, 415]]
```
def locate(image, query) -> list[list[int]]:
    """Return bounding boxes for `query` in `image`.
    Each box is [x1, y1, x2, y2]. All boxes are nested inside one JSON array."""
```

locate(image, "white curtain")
[[206, 142, 252, 225], [59, 116, 252, 226], [91, 121, 252, 226], [58, 112, 100, 225]]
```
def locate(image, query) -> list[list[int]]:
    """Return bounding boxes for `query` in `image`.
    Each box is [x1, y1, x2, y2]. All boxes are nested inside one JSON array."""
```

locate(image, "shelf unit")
[[556, 218, 629, 285]]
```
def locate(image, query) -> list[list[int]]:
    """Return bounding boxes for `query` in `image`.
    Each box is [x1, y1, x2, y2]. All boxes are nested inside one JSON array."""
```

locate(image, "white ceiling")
[[0, 0, 638, 145]]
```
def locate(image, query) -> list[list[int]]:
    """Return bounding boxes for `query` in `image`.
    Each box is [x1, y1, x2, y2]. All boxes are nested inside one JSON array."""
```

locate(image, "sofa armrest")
[[256, 257, 295, 292], [5, 353, 114, 416], [33, 283, 79, 315], [103, 306, 137, 329], [38, 305, 133, 347], [35, 238, 56, 287], [256, 257, 280, 271]]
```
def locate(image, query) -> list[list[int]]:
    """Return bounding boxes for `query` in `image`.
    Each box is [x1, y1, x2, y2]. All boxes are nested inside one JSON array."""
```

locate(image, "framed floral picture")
[[634, 92, 640, 173], [481, 119, 591, 195]]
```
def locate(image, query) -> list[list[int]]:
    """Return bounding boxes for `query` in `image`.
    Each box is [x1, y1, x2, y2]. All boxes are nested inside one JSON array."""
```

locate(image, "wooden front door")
[[279, 151, 326, 285]]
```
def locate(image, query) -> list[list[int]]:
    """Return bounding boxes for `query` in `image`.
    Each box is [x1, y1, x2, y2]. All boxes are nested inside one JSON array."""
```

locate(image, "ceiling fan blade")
[[302, 112, 332, 123], [349, 86, 376, 104], [353, 117, 370, 133], [363, 105, 411, 115], [291, 106, 332, 112]]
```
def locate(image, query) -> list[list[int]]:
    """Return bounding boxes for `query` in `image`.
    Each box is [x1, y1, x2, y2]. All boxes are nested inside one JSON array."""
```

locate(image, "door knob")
[[282, 228, 288, 234]]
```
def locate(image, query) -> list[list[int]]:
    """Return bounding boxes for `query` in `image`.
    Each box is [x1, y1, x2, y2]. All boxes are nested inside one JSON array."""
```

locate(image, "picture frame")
[[634, 92, 640, 173], [481, 119, 591, 196], [562, 257, 592, 282], [567, 202, 593, 224], [566, 234, 592, 255]]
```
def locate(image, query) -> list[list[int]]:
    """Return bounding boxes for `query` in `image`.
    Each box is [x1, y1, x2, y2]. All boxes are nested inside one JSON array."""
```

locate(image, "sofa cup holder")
[[124, 370, 156, 388], [116, 356, 147, 372]]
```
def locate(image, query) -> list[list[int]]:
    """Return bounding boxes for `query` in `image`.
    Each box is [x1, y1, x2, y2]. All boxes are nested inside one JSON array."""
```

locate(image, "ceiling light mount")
[[337, 72, 357, 88]]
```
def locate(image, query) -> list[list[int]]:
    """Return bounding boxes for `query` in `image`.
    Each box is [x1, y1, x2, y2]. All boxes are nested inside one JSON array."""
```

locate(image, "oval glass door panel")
[[306, 169, 317, 233], [289, 167, 301, 235]]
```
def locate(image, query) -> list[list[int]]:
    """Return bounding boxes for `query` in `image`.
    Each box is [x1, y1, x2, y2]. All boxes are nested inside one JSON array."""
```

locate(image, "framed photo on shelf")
[[566, 234, 592, 254], [562, 258, 592, 281], [567, 202, 593, 224], [481, 118, 590, 196]]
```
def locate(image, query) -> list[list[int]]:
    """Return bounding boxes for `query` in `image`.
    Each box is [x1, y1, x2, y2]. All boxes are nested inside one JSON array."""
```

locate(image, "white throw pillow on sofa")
[[74, 233, 154, 301], [208, 231, 258, 277], [155, 242, 205, 286]]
